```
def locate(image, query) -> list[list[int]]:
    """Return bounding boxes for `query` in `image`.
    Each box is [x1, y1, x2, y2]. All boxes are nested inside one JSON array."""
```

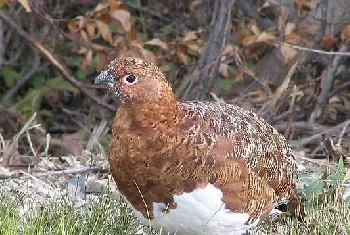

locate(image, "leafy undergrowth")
[[258, 194, 350, 235]]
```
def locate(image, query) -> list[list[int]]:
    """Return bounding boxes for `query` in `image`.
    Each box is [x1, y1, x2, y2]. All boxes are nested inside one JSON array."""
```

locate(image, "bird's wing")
[[180, 101, 298, 202]]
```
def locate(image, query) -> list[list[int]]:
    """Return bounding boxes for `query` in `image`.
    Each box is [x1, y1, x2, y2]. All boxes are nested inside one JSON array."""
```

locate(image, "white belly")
[[131, 184, 258, 235]]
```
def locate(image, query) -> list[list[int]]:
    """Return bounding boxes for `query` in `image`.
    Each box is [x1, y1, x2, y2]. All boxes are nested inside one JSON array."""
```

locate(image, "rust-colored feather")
[[95, 57, 302, 234]]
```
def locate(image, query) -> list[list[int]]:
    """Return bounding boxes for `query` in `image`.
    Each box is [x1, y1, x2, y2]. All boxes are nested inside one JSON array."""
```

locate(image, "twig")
[[197, 0, 235, 100], [291, 119, 350, 148], [0, 19, 4, 66], [122, 1, 172, 23], [273, 121, 327, 136], [309, 42, 348, 123], [86, 120, 108, 151], [3, 59, 48, 101], [27, 0, 110, 54], [273, 41, 350, 56], [268, 60, 298, 108], [270, 109, 295, 123], [180, 0, 235, 100], [3, 113, 39, 166], [0, 10, 117, 113], [337, 120, 350, 145], [329, 80, 350, 97], [285, 85, 298, 139], [235, 0, 274, 30], [313, 0, 328, 49], [41, 133, 51, 158], [295, 155, 330, 167], [243, 69, 273, 97], [0, 165, 105, 179]]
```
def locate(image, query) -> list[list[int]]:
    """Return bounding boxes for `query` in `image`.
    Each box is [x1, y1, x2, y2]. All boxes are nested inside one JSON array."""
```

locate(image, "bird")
[[94, 57, 303, 235]]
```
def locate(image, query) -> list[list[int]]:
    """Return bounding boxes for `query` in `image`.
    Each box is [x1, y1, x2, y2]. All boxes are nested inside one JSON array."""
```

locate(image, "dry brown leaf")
[[80, 30, 90, 45], [78, 47, 89, 55], [285, 22, 296, 36], [241, 35, 258, 46], [18, 0, 31, 12], [250, 22, 261, 36], [131, 42, 156, 64], [111, 9, 131, 32], [186, 42, 202, 55], [95, 20, 113, 43], [177, 52, 191, 65], [188, 0, 202, 13], [119, 41, 156, 64], [183, 31, 198, 42], [82, 50, 93, 69], [108, 0, 122, 12], [285, 33, 301, 45], [219, 63, 229, 78], [86, 22, 96, 39], [68, 16, 85, 33], [146, 38, 169, 50], [129, 25, 138, 41], [322, 34, 338, 50], [256, 31, 276, 42], [95, 3, 109, 11], [96, 51, 108, 72], [222, 45, 235, 58], [280, 45, 297, 64], [341, 25, 350, 42], [295, 0, 312, 11]]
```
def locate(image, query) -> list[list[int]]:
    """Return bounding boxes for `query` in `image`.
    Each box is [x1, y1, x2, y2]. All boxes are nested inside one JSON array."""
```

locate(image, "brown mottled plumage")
[[95, 57, 302, 235]]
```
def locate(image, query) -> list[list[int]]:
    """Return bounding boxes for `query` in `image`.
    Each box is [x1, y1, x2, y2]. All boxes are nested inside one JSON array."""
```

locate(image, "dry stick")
[[268, 60, 298, 108], [329, 80, 350, 97], [0, 19, 4, 66], [0, 10, 116, 113], [257, 61, 298, 119], [235, 0, 273, 30], [309, 42, 349, 123], [313, 0, 328, 50], [4, 113, 39, 166], [0, 165, 105, 179], [27, 0, 110, 54], [122, 1, 172, 23], [196, 0, 236, 100], [285, 85, 298, 139], [274, 41, 350, 56], [337, 120, 350, 145], [176, 1, 235, 100], [291, 119, 350, 148], [3, 60, 49, 101], [273, 121, 327, 135]]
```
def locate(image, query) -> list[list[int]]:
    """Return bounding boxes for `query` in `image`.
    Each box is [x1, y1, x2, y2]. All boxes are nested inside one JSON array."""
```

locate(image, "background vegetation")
[[1, 0, 350, 234]]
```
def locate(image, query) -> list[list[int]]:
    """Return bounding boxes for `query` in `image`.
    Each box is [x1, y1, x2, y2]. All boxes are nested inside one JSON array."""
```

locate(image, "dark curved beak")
[[94, 70, 114, 85]]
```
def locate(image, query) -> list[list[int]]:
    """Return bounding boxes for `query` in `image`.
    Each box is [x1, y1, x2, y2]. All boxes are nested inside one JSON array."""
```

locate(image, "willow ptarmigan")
[[94, 57, 302, 235]]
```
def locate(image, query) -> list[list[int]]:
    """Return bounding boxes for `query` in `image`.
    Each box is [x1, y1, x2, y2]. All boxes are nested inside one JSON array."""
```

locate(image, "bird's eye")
[[122, 74, 139, 85]]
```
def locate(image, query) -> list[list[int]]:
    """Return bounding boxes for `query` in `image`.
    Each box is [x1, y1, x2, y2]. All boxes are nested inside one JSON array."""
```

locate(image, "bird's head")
[[94, 57, 175, 105]]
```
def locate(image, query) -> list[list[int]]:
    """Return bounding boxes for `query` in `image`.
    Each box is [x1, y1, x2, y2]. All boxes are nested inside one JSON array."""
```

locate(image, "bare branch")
[[309, 42, 348, 123], [0, 10, 117, 113]]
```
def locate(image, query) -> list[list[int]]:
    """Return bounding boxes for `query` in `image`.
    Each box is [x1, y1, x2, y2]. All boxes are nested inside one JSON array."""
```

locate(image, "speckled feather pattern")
[[95, 57, 302, 235], [182, 101, 298, 204]]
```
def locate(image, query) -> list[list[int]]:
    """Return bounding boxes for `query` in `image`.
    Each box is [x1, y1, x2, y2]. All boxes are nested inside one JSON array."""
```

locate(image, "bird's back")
[[182, 101, 297, 196]]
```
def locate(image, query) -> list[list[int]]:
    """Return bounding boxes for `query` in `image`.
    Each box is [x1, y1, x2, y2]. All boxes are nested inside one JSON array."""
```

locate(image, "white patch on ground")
[[132, 184, 257, 235]]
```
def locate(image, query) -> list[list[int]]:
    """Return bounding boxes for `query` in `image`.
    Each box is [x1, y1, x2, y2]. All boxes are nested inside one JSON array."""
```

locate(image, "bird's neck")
[[119, 96, 183, 128]]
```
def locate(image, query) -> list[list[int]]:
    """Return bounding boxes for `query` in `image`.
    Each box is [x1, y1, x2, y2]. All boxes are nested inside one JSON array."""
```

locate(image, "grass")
[[0, 181, 349, 235], [0, 194, 146, 235]]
